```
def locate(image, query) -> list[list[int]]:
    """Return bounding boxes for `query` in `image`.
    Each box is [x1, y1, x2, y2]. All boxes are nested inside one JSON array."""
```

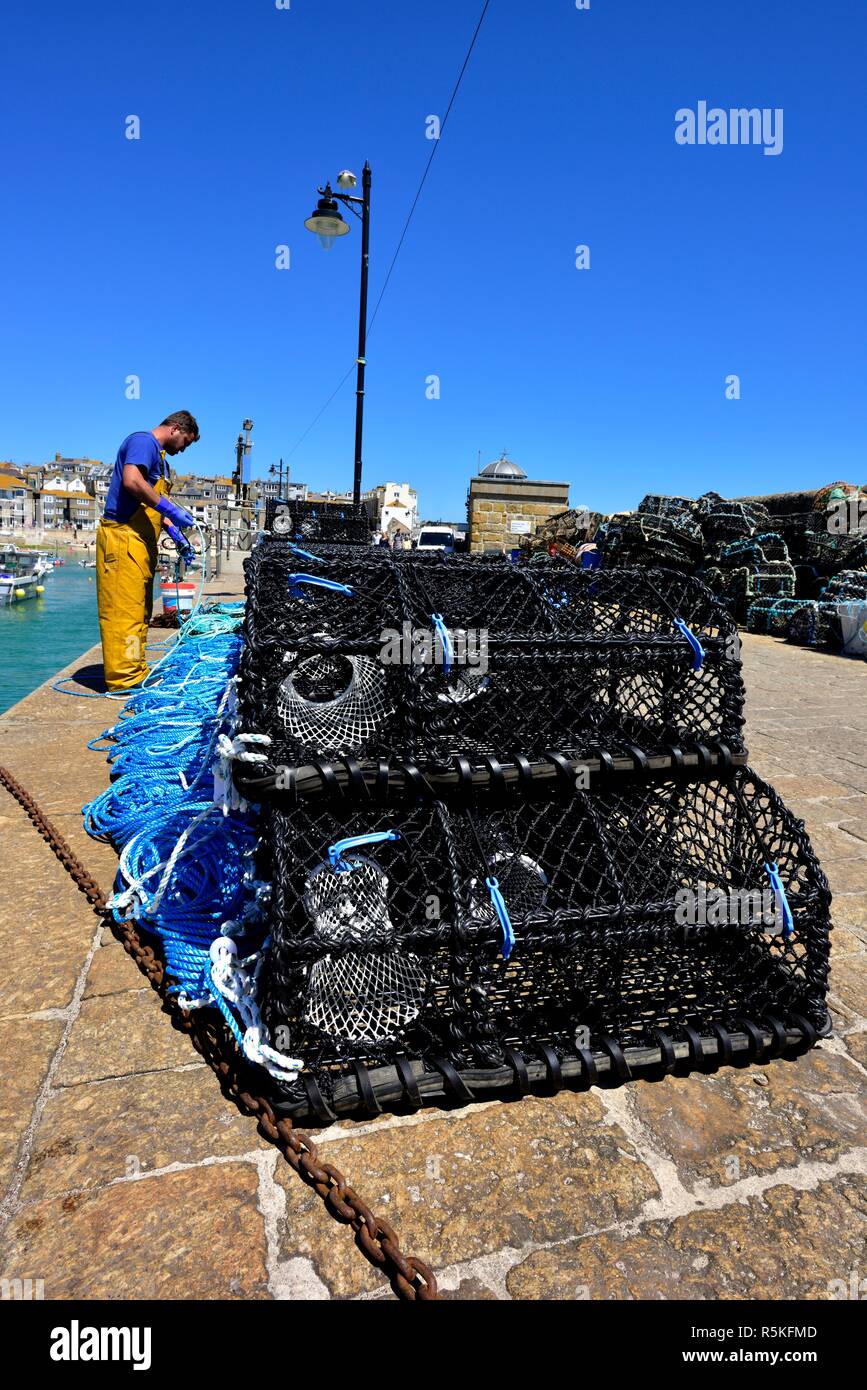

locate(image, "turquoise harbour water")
[[0, 563, 101, 714]]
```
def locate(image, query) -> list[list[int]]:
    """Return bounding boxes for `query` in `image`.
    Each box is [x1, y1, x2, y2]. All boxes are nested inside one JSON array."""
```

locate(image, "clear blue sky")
[[1, 0, 864, 518]]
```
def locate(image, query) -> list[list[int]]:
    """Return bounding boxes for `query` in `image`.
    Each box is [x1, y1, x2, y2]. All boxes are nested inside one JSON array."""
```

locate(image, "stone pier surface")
[[0, 612, 865, 1300]]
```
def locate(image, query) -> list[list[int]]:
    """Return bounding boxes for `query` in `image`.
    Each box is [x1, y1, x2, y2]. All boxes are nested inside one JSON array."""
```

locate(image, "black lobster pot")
[[746, 596, 813, 635], [259, 767, 831, 1123], [597, 513, 703, 572], [237, 550, 746, 786], [264, 497, 371, 544]]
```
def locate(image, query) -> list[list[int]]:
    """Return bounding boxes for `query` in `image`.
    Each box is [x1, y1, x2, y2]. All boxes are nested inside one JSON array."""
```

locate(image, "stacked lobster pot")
[[786, 571, 867, 650], [637, 494, 695, 520], [233, 543, 832, 1123], [705, 532, 796, 623], [746, 596, 813, 636], [264, 496, 372, 547], [596, 511, 703, 572]]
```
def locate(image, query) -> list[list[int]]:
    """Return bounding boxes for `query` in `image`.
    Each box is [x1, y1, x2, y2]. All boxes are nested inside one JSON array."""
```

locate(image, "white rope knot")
[[215, 732, 270, 763], [207, 931, 303, 1080]]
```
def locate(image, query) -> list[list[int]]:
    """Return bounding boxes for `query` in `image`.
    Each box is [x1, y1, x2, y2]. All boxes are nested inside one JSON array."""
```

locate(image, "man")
[[96, 410, 199, 690]]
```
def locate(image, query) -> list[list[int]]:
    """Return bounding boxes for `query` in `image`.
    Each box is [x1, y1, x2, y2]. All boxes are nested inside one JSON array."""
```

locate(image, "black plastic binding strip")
[[668, 744, 686, 771], [715, 741, 733, 771], [693, 742, 711, 772], [624, 743, 650, 774], [454, 756, 474, 798], [710, 1021, 734, 1066], [735, 1016, 766, 1062], [513, 753, 535, 793], [343, 755, 368, 800], [504, 1047, 530, 1097], [598, 1035, 632, 1083], [586, 746, 616, 777], [302, 1073, 338, 1125], [402, 762, 433, 798], [787, 1012, 818, 1054], [680, 1023, 705, 1068], [312, 759, 342, 799], [761, 1013, 788, 1058], [545, 751, 575, 791], [574, 1046, 599, 1088], [375, 760, 390, 801], [351, 1059, 382, 1116], [652, 1029, 677, 1075], [482, 755, 506, 798], [429, 1056, 475, 1103], [537, 1043, 562, 1092], [395, 1056, 423, 1110]]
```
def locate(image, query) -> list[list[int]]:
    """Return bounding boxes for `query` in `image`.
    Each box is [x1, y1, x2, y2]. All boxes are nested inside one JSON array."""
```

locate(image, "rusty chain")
[[0, 763, 437, 1302]]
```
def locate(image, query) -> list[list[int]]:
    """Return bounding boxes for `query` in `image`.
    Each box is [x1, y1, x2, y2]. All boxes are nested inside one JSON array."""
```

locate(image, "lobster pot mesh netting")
[[238, 549, 745, 769], [260, 768, 830, 1105]]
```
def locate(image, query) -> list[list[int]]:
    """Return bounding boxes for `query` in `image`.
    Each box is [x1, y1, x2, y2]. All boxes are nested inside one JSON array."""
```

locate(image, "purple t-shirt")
[[103, 432, 165, 523]]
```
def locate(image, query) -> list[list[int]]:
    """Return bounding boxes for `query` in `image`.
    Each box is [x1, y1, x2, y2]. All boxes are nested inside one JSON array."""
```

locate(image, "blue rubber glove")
[[165, 523, 196, 567], [156, 496, 196, 529]]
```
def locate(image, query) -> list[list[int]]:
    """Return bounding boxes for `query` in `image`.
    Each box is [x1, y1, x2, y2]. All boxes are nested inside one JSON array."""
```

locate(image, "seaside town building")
[[0, 473, 37, 531], [361, 481, 418, 541]]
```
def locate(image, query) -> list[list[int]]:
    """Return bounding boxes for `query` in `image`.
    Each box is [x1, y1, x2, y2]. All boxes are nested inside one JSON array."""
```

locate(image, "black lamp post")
[[269, 457, 286, 495], [233, 419, 253, 502], [304, 163, 371, 506]]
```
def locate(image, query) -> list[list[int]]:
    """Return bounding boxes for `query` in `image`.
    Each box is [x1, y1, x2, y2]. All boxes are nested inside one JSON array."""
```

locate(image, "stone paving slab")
[[275, 1092, 660, 1298], [55, 990, 196, 1088], [0, 613, 865, 1300], [504, 1175, 867, 1300], [0, 1018, 66, 1194], [629, 1050, 865, 1187], [0, 1163, 270, 1300], [0, 805, 96, 1020], [22, 1067, 270, 1203]]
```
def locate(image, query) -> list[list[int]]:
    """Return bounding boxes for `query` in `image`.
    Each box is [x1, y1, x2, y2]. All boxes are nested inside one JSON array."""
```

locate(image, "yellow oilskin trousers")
[[96, 473, 169, 691]]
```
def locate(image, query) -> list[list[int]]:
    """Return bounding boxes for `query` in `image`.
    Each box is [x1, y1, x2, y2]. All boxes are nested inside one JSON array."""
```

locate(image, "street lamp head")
[[304, 186, 351, 250], [336, 169, 357, 189]]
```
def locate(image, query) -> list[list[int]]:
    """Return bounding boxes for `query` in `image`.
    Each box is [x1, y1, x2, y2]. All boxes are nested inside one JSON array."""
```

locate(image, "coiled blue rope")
[[81, 608, 300, 1078]]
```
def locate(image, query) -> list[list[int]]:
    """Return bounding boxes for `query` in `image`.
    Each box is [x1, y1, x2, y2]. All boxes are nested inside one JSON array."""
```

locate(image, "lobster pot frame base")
[[259, 768, 831, 1123]]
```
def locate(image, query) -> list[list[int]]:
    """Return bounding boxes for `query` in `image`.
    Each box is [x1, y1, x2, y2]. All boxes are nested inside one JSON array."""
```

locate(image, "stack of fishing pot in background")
[[232, 522, 832, 1123]]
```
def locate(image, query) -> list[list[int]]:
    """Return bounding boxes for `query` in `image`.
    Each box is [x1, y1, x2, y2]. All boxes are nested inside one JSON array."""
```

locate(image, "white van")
[[416, 525, 457, 554]]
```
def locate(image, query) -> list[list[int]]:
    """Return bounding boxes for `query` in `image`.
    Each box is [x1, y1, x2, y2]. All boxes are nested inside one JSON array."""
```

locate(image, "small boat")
[[32, 551, 58, 579], [0, 547, 46, 604]]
